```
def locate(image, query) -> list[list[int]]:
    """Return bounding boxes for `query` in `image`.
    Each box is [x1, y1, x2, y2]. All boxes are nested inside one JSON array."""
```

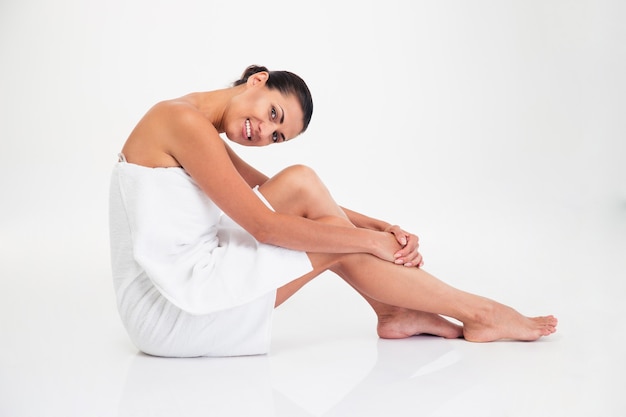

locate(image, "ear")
[[246, 71, 269, 87]]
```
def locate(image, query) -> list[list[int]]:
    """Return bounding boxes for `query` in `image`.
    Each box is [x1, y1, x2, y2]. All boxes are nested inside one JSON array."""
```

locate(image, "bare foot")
[[463, 301, 558, 342], [377, 308, 463, 339]]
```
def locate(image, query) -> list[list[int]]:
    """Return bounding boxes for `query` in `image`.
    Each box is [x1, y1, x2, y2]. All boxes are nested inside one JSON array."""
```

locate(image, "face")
[[224, 73, 304, 147]]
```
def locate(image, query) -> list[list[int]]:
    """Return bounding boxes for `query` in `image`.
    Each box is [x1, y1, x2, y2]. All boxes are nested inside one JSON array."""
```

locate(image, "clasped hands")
[[383, 224, 424, 268]]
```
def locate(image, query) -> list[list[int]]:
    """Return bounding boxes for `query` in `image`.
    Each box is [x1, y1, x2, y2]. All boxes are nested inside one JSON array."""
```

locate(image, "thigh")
[[258, 165, 346, 219]]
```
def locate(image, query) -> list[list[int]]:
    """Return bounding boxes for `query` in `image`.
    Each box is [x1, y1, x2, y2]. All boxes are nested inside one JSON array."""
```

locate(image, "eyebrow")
[[277, 105, 286, 141]]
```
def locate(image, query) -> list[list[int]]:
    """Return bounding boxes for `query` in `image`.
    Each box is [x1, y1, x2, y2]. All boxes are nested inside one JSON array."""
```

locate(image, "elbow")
[[252, 228, 271, 245], [249, 222, 276, 246], [248, 211, 286, 246]]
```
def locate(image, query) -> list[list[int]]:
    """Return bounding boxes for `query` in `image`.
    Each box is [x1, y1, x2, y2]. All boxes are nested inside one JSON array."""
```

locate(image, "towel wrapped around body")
[[109, 158, 312, 357]]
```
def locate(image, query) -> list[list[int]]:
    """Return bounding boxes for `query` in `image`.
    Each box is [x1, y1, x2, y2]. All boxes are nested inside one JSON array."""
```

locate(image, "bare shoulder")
[[158, 98, 215, 134], [149, 97, 197, 118], [121, 97, 220, 168]]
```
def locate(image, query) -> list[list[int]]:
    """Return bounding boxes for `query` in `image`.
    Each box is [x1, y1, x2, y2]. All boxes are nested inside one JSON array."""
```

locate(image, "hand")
[[384, 225, 424, 268], [371, 231, 405, 264]]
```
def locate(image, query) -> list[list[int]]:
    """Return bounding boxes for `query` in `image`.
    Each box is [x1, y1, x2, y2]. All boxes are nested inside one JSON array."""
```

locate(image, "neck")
[[184, 84, 245, 133]]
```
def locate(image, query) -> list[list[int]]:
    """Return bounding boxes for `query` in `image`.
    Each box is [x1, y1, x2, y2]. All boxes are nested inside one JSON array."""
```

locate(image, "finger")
[[397, 249, 419, 266], [404, 252, 423, 268], [386, 225, 411, 246], [415, 252, 424, 267], [403, 255, 419, 267], [391, 229, 407, 246], [394, 251, 415, 265], [394, 235, 418, 258]]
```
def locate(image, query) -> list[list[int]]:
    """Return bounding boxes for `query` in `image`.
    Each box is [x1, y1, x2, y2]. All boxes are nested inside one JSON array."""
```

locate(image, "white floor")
[[1, 200, 624, 417], [1, 2, 625, 415]]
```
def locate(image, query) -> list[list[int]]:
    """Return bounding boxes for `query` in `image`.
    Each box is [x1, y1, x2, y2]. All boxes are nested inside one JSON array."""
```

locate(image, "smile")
[[245, 119, 252, 140]]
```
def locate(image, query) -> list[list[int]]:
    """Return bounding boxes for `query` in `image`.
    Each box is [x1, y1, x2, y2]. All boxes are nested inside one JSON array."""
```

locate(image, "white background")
[[1, 1, 625, 416]]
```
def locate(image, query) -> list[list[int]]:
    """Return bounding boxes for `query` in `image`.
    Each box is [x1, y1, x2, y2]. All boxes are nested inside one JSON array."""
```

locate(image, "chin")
[[223, 134, 244, 147], [223, 133, 237, 144]]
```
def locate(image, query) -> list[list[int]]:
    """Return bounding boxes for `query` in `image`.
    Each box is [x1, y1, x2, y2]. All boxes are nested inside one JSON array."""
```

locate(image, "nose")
[[258, 120, 277, 142]]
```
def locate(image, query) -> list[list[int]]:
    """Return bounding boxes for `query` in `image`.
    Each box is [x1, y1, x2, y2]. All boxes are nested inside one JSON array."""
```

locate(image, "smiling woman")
[[109, 65, 557, 358], [233, 65, 313, 142]]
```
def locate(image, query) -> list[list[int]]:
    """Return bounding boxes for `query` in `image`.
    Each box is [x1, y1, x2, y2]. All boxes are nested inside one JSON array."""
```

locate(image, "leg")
[[260, 165, 557, 341], [331, 268, 463, 339], [333, 253, 557, 341], [261, 165, 462, 339], [275, 236, 464, 339]]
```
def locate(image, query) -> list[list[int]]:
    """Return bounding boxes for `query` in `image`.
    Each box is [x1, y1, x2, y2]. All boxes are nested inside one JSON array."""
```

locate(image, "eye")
[[272, 132, 278, 143], [271, 107, 277, 120]]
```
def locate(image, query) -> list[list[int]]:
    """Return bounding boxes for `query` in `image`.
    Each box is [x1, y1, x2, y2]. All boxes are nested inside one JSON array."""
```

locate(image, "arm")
[[161, 103, 400, 262], [341, 206, 392, 232], [341, 205, 424, 268], [223, 142, 269, 188], [222, 133, 422, 266]]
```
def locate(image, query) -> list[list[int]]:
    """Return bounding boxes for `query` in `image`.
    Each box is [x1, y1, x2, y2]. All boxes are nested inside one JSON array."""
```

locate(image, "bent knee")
[[279, 164, 319, 183], [275, 164, 324, 193], [261, 164, 335, 217]]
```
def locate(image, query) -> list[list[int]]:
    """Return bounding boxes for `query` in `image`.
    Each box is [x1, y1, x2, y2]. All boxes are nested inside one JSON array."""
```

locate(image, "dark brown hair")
[[234, 65, 313, 134]]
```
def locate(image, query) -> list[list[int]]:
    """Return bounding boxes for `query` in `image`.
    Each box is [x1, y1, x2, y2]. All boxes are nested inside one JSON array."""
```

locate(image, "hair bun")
[[234, 65, 269, 86], [230, 65, 313, 134]]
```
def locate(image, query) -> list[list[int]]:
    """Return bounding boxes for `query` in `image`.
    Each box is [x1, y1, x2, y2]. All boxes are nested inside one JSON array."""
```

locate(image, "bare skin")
[[339, 283, 464, 340], [262, 165, 557, 342], [120, 70, 557, 343]]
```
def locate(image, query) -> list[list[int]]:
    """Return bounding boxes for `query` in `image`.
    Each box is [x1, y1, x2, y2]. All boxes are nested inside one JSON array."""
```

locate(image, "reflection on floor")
[[1, 204, 625, 417]]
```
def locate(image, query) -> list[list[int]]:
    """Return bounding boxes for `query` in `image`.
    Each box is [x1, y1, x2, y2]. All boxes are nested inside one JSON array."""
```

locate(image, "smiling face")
[[224, 73, 305, 147]]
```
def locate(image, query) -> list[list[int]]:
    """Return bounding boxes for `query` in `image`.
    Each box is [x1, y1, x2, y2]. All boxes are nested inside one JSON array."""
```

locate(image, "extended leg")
[[333, 254, 557, 341], [331, 267, 463, 339], [259, 165, 557, 341]]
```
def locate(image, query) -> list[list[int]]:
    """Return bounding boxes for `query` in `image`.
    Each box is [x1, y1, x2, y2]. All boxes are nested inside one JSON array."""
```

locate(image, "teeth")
[[245, 119, 251, 139]]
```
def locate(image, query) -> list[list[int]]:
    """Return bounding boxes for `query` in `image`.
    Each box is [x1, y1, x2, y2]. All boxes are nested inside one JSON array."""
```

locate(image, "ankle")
[[465, 299, 497, 326], [376, 306, 406, 324]]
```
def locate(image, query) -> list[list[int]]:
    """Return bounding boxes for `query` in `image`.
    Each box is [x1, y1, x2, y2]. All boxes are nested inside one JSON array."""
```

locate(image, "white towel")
[[109, 160, 312, 356]]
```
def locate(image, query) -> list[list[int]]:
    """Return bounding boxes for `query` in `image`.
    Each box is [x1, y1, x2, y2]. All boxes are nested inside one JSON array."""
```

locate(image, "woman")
[[109, 65, 557, 357]]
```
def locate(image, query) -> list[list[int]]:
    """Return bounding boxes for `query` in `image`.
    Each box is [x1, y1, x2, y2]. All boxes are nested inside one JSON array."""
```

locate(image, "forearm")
[[224, 142, 269, 187], [258, 212, 392, 260], [341, 206, 392, 231]]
